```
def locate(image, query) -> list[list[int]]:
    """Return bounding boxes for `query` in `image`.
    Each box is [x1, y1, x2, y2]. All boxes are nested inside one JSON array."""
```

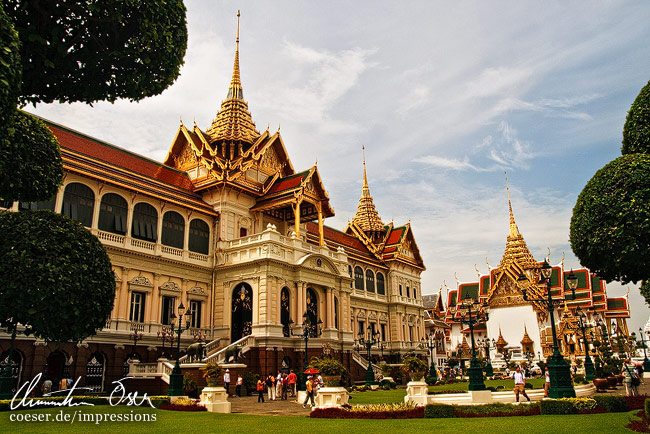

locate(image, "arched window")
[[189, 219, 210, 254], [413, 287, 417, 299], [334, 296, 339, 329], [348, 266, 353, 288], [406, 286, 410, 298], [62, 183, 94, 227], [366, 270, 375, 293], [231, 283, 253, 341], [162, 211, 185, 249], [306, 288, 319, 338], [354, 266, 364, 290], [98, 193, 127, 234], [281, 287, 291, 337], [85, 352, 105, 393], [132, 202, 158, 242], [377, 272, 385, 295]]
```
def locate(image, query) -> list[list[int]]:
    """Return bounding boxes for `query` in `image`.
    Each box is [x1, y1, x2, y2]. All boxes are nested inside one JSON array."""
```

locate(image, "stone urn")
[[606, 376, 618, 389], [593, 378, 608, 392]]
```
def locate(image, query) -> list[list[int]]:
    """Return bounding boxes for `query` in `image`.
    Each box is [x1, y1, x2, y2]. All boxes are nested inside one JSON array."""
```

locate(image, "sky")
[[27, 1, 650, 332]]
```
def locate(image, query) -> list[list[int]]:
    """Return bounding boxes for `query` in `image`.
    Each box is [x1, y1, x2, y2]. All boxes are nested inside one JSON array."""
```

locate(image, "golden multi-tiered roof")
[[351, 148, 385, 234], [495, 327, 508, 349], [498, 180, 538, 271], [206, 11, 260, 148], [520, 325, 534, 345]]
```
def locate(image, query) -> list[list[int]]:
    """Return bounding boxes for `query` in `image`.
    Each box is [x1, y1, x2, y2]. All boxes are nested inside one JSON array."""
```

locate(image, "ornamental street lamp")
[[0, 322, 18, 399], [478, 337, 496, 377], [355, 325, 381, 384], [168, 303, 192, 396], [420, 335, 438, 380], [289, 313, 323, 391], [637, 328, 650, 372], [517, 260, 577, 398], [574, 307, 595, 381], [157, 326, 175, 358], [455, 296, 489, 391], [129, 323, 144, 359]]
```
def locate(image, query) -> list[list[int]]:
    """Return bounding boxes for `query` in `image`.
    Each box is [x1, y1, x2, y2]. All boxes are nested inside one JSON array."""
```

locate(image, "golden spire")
[[352, 146, 385, 234], [206, 10, 260, 148], [499, 173, 538, 270], [495, 326, 508, 349], [520, 324, 534, 345]]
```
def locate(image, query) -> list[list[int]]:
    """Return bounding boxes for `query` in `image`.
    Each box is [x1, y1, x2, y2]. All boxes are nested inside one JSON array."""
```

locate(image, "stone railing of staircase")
[[202, 334, 256, 363], [351, 349, 383, 382]]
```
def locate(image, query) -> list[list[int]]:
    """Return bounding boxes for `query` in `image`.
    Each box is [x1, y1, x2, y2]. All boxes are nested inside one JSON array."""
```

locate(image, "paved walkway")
[[229, 394, 312, 416]]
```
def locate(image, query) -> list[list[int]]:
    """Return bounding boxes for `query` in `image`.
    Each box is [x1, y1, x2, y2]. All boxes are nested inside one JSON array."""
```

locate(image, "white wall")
[[487, 305, 542, 355]]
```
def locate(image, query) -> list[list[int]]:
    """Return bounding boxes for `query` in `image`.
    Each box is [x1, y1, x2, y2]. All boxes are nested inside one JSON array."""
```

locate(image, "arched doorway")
[[231, 283, 253, 342], [45, 351, 67, 391], [281, 287, 291, 337], [306, 288, 318, 337], [85, 352, 106, 393], [0, 350, 23, 392]]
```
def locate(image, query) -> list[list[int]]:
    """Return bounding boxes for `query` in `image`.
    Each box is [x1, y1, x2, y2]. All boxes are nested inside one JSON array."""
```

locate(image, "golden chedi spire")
[[495, 326, 508, 349], [207, 11, 260, 152], [520, 325, 534, 345], [498, 174, 538, 270], [352, 146, 385, 235]]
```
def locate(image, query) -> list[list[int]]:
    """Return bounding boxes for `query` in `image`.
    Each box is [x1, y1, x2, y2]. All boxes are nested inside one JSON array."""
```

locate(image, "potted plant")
[[308, 357, 347, 386], [200, 362, 224, 387], [401, 356, 428, 382]]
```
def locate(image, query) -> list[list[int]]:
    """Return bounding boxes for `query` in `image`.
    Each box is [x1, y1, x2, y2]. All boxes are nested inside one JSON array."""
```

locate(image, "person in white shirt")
[[223, 369, 231, 395], [544, 367, 550, 397], [510, 366, 530, 402]]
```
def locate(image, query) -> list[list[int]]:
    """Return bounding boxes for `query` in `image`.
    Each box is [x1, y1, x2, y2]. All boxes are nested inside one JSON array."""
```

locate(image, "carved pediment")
[[487, 276, 527, 307], [129, 274, 153, 288], [160, 280, 181, 292]]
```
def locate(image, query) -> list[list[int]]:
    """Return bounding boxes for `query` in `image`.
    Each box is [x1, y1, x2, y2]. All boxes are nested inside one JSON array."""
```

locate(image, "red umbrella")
[[304, 368, 320, 374]]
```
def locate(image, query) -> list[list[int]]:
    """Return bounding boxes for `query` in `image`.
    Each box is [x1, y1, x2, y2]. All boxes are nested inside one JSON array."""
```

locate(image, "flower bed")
[[311, 402, 423, 419], [158, 397, 206, 412]]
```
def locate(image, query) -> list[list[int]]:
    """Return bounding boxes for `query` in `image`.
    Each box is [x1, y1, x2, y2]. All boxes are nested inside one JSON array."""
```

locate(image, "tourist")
[[511, 366, 530, 402], [288, 369, 297, 397], [622, 358, 640, 396], [256, 376, 265, 403], [58, 377, 68, 391], [41, 378, 52, 396], [266, 372, 276, 400], [543, 367, 550, 397], [223, 369, 231, 395], [281, 373, 288, 400], [235, 375, 243, 397], [303, 376, 315, 408], [275, 371, 282, 398]]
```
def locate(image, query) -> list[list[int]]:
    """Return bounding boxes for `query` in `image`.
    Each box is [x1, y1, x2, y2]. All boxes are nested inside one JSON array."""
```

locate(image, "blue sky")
[[29, 1, 650, 331]]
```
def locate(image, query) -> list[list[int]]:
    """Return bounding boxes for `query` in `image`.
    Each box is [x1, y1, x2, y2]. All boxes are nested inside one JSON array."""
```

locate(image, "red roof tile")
[[48, 123, 194, 191], [266, 171, 308, 195], [385, 227, 405, 245]]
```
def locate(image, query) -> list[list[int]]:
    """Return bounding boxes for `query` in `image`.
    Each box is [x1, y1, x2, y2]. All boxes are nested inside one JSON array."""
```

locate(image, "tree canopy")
[[0, 211, 115, 342], [5, 0, 188, 105], [0, 4, 21, 131], [622, 79, 650, 155], [0, 111, 63, 202], [570, 154, 650, 284]]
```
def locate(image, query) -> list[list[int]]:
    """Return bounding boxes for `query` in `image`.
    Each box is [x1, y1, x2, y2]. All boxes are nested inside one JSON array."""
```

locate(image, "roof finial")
[[362, 145, 368, 189], [236, 10, 240, 48]]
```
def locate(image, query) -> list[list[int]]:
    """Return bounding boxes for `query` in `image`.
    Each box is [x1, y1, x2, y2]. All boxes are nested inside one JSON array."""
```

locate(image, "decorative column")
[[117, 267, 131, 320], [148, 274, 161, 324], [91, 194, 101, 230], [293, 198, 303, 238], [325, 287, 333, 328]]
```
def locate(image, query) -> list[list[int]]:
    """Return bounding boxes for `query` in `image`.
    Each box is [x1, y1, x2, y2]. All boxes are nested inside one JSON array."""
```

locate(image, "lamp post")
[[420, 335, 438, 380], [478, 337, 496, 377], [290, 313, 323, 391], [637, 328, 650, 372], [455, 296, 489, 391], [157, 326, 175, 358], [168, 303, 192, 396], [355, 325, 381, 385], [517, 260, 577, 398], [574, 307, 595, 381], [129, 324, 144, 359]]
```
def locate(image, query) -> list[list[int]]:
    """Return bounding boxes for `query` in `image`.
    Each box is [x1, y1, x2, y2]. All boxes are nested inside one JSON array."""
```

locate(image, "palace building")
[[444, 184, 631, 366], [0, 14, 425, 392]]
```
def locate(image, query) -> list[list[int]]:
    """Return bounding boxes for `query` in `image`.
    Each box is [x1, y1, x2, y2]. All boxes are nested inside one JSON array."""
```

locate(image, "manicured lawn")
[[350, 379, 548, 404], [0, 405, 637, 434]]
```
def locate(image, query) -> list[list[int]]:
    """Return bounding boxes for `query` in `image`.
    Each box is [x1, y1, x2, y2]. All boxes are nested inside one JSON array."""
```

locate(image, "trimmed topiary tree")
[[569, 154, 650, 284], [622, 79, 650, 155], [5, 0, 188, 105], [0, 4, 21, 134], [0, 111, 63, 202], [0, 210, 115, 342]]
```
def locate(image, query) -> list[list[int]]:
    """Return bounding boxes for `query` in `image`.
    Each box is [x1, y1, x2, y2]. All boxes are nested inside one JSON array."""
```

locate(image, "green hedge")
[[593, 395, 628, 413], [424, 403, 455, 418], [540, 399, 576, 415], [645, 398, 650, 422]]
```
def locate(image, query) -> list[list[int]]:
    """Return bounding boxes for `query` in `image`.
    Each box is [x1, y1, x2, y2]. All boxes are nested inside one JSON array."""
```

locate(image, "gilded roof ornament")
[[206, 10, 260, 146], [520, 325, 534, 345], [351, 146, 385, 233], [495, 326, 508, 348], [498, 173, 538, 271]]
